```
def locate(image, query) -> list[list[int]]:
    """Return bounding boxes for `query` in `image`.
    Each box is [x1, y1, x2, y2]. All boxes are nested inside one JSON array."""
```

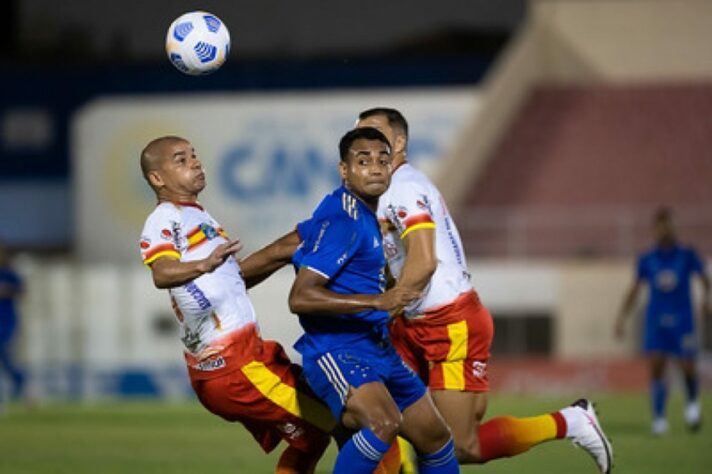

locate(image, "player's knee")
[[368, 410, 402, 442], [453, 435, 482, 464], [418, 418, 452, 454]]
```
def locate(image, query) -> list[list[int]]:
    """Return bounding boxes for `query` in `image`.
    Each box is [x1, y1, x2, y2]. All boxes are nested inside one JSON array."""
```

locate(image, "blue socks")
[[333, 428, 390, 473], [684, 375, 699, 403], [418, 438, 459, 473], [651, 378, 667, 419]]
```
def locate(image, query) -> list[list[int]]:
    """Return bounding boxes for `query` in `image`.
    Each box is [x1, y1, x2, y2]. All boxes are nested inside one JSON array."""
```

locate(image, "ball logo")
[[172, 22, 194, 42]]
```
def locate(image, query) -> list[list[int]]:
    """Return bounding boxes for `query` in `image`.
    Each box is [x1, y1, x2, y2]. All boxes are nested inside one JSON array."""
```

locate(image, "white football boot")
[[685, 400, 701, 432], [563, 399, 613, 473]]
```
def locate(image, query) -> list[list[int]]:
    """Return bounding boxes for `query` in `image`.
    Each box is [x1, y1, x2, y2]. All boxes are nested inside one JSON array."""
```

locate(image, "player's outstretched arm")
[[239, 230, 301, 289], [149, 239, 242, 289], [288, 267, 420, 316], [614, 279, 642, 339], [699, 271, 711, 317]]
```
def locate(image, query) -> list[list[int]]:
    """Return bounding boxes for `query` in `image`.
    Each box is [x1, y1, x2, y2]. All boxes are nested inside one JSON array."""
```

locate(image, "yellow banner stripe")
[[143, 250, 181, 266], [400, 222, 436, 239], [443, 320, 468, 390], [240, 361, 336, 433]]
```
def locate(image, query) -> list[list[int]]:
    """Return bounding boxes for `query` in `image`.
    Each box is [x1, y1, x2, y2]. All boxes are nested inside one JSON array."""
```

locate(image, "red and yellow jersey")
[[377, 163, 472, 317], [139, 201, 257, 355]]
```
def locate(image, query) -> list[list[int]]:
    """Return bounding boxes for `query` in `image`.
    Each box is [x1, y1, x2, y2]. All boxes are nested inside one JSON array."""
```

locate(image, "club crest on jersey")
[[200, 222, 218, 239]]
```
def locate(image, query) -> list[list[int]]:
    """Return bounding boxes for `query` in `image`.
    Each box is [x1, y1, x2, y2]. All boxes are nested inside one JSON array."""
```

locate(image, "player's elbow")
[[288, 289, 305, 314], [152, 273, 172, 289]]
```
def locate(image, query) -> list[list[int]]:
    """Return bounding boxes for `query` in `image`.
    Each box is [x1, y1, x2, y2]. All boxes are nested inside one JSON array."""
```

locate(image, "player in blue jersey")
[[616, 207, 710, 435], [0, 242, 26, 404], [288, 127, 459, 473]]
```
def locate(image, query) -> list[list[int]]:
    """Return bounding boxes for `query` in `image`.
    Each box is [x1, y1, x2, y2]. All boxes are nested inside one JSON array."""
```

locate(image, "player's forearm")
[[151, 259, 211, 289], [240, 230, 301, 289], [618, 284, 641, 319], [397, 260, 435, 292], [288, 286, 378, 316]]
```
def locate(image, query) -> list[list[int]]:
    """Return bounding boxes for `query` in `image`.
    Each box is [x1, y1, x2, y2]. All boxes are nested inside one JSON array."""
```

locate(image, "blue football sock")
[[651, 378, 667, 419], [333, 428, 390, 474], [684, 375, 699, 403], [418, 438, 459, 473]]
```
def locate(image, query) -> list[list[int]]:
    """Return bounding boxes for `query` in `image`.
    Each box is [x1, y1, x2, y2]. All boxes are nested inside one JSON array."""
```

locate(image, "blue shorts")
[[301, 341, 427, 420], [644, 313, 697, 358]]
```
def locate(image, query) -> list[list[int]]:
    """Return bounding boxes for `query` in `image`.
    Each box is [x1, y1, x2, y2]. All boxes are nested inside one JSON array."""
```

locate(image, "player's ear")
[[338, 160, 347, 181], [148, 170, 164, 188], [394, 134, 407, 155]]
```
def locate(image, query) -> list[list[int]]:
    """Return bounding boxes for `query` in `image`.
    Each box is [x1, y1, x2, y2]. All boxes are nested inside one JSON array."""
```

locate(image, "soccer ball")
[[165, 11, 230, 75]]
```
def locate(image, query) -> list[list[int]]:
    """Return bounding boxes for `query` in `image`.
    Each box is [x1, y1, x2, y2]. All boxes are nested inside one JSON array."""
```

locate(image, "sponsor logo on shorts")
[[194, 356, 226, 371], [278, 422, 305, 440], [473, 361, 487, 379]]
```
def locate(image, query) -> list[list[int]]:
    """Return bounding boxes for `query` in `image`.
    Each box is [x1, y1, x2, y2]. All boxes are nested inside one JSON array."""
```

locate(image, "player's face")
[[357, 115, 404, 155], [155, 140, 206, 197], [654, 217, 674, 242], [340, 138, 392, 201]]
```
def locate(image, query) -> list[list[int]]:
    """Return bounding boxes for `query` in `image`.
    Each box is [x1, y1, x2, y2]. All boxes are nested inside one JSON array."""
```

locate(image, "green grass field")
[[1, 393, 709, 473]]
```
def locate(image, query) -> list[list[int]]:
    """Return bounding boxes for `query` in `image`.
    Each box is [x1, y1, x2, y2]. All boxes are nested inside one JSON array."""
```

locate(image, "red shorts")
[[186, 324, 334, 454], [390, 290, 494, 392]]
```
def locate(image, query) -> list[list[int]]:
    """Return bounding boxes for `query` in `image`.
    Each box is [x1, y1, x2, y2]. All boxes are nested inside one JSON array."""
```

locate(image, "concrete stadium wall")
[[439, 0, 712, 213]]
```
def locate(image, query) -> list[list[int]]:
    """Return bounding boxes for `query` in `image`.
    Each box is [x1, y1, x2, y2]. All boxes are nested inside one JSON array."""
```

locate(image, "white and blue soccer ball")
[[165, 11, 230, 75]]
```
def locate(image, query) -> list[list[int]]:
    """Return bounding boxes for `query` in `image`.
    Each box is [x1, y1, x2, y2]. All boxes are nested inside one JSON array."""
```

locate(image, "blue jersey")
[[292, 186, 388, 357], [636, 244, 705, 326], [0, 267, 22, 340]]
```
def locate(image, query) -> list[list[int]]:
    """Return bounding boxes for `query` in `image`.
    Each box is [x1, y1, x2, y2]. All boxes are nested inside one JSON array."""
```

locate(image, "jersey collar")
[[159, 200, 205, 211]]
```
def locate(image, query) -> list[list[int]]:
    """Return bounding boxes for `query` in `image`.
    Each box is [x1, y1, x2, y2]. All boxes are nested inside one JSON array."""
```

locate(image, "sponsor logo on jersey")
[[184, 282, 212, 310], [396, 206, 408, 219], [139, 238, 151, 249], [195, 356, 226, 371], [160, 228, 172, 240]]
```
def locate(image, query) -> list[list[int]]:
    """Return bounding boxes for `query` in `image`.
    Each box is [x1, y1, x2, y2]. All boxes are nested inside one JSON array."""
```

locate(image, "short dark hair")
[[359, 107, 409, 139], [338, 127, 391, 162], [654, 206, 673, 224]]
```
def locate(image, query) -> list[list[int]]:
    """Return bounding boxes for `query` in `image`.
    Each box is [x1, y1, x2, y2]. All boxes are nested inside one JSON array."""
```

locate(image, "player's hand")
[[375, 286, 421, 313], [201, 239, 243, 273]]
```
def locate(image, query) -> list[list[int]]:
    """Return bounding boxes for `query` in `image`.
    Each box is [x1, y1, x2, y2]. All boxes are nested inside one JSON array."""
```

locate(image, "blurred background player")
[[138, 135, 333, 474], [289, 127, 459, 473], [0, 241, 26, 405], [357, 107, 613, 473], [616, 206, 711, 435]]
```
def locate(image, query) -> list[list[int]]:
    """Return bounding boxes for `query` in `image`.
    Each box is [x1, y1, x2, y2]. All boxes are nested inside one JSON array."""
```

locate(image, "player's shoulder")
[[144, 202, 181, 226], [317, 187, 363, 222]]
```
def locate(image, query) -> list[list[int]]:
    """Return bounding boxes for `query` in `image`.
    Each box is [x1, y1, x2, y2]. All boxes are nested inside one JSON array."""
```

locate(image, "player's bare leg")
[[431, 390, 487, 462], [432, 389, 612, 473], [398, 392, 459, 472]]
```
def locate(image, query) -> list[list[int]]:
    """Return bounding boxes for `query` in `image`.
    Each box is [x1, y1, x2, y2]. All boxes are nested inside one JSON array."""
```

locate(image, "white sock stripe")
[[324, 353, 350, 396], [353, 432, 382, 461], [317, 354, 347, 403], [419, 441, 456, 467]]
